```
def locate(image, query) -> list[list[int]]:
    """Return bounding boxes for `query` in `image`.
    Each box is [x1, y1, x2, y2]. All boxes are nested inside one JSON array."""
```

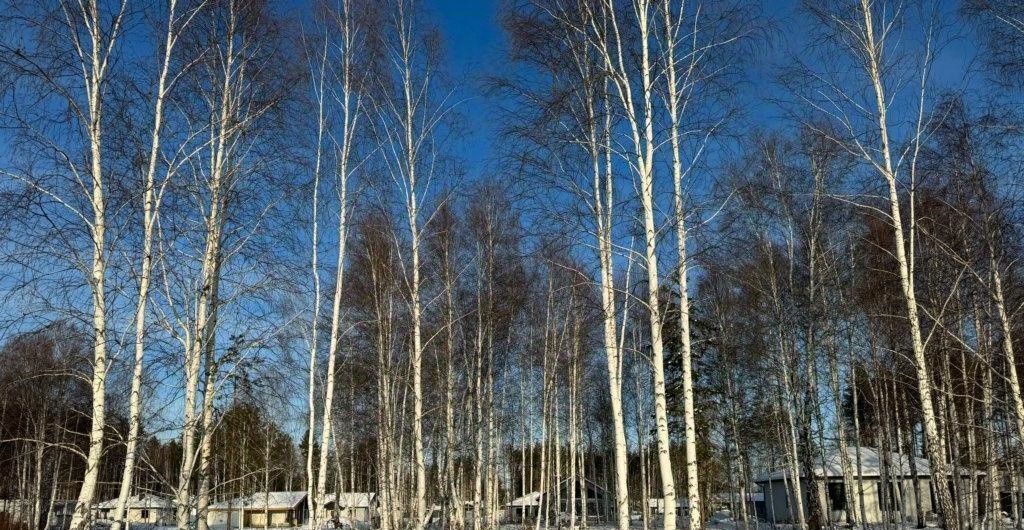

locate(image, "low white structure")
[[46, 500, 76, 530], [504, 477, 610, 524], [93, 494, 174, 525], [754, 446, 978, 525], [0, 499, 36, 528], [322, 493, 378, 525], [208, 492, 308, 528], [506, 491, 542, 522], [645, 497, 688, 515], [427, 501, 475, 526]]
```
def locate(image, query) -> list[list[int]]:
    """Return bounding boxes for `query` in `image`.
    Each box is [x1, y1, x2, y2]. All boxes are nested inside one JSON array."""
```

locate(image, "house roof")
[[506, 476, 607, 508], [754, 446, 973, 482], [323, 493, 376, 508], [209, 492, 307, 511], [96, 494, 173, 511], [507, 491, 542, 507]]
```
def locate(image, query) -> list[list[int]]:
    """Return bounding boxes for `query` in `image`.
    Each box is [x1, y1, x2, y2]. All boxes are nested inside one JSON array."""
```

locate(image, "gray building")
[[755, 446, 979, 525]]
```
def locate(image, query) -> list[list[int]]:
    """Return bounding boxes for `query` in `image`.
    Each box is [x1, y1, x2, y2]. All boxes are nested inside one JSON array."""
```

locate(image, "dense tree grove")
[[3, 1, 1024, 530]]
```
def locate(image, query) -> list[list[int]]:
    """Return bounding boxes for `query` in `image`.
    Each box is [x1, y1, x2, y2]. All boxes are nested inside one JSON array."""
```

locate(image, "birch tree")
[[799, 1, 958, 523], [306, 38, 325, 524], [67, 5, 126, 521], [111, 2, 204, 528], [314, 0, 364, 525], [372, 2, 452, 525], [855, 3, 956, 523], [173, 1, 285, 526], [0, 0, 128, 527], [586, 2, 677, 525]]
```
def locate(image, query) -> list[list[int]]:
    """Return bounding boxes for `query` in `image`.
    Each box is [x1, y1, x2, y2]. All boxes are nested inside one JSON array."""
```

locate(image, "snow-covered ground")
[[86, 512, 1017, 530], [90, 522, 372, 530]]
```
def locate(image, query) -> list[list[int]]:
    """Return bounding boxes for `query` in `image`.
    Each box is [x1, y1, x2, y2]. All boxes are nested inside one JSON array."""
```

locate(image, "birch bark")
[[177, 5, 239, 526], [113, 2, 190, 527], [660, 1, 700, 524], [856, 2, 957, 524], [592, 2, 677, 525], [582, 48, 629, 530], [316, 49, 356, 530], [68, 1, 126, 527]]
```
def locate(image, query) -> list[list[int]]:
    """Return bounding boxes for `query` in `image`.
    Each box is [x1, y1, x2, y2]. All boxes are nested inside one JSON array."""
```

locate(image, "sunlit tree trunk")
[[177, 4, 240, 526], [660, 1, 700, 524], [989, 244, 1024, 450], [591, 1, 677, 525], [441, 219, 463, 530], [67, 1, 126, 527], [305, 45, 324, 523], [315, 3, 359, 523], [474, 260, 486, 530], [855, 2, 956, 524], [112, 1, 185, 528], [197, 295, 221, 530], [579, 46, 629, 529]]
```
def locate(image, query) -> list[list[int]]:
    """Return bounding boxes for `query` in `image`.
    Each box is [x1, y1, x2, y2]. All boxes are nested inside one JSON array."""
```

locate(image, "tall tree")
[[111, 1, 202, 528]]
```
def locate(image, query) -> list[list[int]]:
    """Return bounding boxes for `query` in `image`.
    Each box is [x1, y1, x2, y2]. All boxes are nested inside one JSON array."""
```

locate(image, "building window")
[[141, 510, 149, 520], [827, 483, 846, 511]]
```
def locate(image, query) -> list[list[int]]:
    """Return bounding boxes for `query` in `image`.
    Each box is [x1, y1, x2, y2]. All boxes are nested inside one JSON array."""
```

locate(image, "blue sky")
[[429, 0, 985, 183], [432, 0, 505, 175]]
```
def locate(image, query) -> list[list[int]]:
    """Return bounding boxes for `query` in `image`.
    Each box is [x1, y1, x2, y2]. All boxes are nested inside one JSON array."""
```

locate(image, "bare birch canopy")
[[1, 1, 1023, 530]]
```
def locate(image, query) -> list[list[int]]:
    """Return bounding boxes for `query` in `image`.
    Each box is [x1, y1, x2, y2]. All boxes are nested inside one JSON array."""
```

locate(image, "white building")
[[506, 491, 543, 522], [504, 477, 610, 524], [322, 493, 378, 525], [754, 446, 979, 525], [207, 492, 308, 528], [93, 494, 174, 525], [645, 497, 688, 515]]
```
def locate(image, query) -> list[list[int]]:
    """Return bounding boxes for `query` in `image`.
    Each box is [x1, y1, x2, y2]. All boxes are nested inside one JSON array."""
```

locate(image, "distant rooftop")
[[755, 446, 933, 482], [209, 492, 307, 511], [322, 493, 376, 508], [96, 494, 172, 510]]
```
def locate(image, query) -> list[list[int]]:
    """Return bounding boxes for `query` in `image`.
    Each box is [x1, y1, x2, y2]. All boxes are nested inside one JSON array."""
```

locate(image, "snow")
[[81, 515, 1016, 530]]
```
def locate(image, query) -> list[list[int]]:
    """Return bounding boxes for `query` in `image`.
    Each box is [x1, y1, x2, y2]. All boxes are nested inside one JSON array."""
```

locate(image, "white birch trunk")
[[584, 66, 629, 530], [856, 3, 956, 524], [197, 317, 220, 530], [474, 265, 486, 530], [316, 3, 358, 520], [112, 2, 181, 527], [594, 1, 676, 523], [990, 248, 1024, 448], [661, 1, 700, 523], [69, 1, 125, 526], [177, 6, 238, 526], [306, 30, 329, 530], [443, 237, 462, 530]]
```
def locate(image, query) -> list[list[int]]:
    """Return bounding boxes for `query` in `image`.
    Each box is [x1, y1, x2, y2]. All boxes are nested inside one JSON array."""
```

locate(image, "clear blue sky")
[[429, 0, 983, 182], [433, 0, 505, 176]]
